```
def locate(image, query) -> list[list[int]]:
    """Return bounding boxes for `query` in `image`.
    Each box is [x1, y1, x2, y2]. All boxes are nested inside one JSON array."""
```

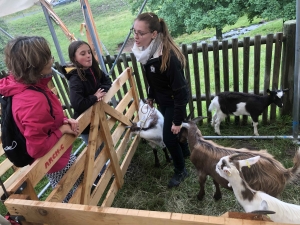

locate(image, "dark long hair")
[[135, 12, 186, 72], [68, 40, 102, 81]]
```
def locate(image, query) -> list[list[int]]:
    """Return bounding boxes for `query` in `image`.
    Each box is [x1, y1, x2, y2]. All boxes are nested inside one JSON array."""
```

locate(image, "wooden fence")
[[66, 21, 294, 127]]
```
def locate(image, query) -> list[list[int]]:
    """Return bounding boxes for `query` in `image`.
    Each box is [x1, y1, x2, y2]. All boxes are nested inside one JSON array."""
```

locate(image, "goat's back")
[[191, 137, 296, 197]]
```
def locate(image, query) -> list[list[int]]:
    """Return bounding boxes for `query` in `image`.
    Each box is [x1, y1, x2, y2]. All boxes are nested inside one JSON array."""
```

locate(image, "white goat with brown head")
[[179, 116, 300, 201], [127, 99, 171, 167], [216, 153, 300, 224]]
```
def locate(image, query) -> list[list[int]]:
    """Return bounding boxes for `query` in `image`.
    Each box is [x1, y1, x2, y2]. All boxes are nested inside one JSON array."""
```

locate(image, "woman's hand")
[[146, 98, 154, 108], [61, 118, 79, 136], [94, 88, 106, 101], [171, 123, 182, 134]]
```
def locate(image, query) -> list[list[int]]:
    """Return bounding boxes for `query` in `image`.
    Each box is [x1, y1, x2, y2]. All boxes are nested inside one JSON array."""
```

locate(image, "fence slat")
[[106, 55, 122, 101], [130, 53, 145, 100], [202, 43, 212, 119], [192, 43, 202, 120], [254, 35, 261, 95], [222, 40, 229, 92], [242, 37, 250, 124], [232, 38, 239, 124], [263, 34, 274, 124], [213, 40, 220, 94], [270, 32, 284, 122], [182, 44, 194, 118]]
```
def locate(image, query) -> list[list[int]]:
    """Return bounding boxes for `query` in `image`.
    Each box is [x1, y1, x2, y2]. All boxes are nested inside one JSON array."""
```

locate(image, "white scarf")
[[132, 34, 162, 64]]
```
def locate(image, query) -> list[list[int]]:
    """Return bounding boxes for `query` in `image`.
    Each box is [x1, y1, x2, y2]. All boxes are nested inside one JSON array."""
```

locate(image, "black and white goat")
[[208, 89, 289, 136], [179, 116, 300, 201], [216, 153, 300, 224], [127, 100, 171, 167]]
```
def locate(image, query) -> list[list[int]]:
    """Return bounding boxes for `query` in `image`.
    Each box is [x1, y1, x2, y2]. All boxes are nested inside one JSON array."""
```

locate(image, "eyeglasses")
[[130, 28, 152, 37]]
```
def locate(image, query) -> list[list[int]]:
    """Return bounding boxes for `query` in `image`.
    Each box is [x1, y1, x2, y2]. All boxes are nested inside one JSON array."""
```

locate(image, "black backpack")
[[0, 86, 54, 167]]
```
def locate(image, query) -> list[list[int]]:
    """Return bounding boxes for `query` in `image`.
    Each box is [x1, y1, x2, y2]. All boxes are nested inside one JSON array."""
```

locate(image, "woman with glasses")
[[0, 36, 81, 202], [131, 12, 190, 188]]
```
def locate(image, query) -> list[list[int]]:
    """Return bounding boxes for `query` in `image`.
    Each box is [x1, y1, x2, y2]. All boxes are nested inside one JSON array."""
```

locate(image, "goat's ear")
[[266, 89, 271, 95], [192, 116, 207, 124], [186, 107, 195, 121], [260, 200, 269, 211], [238, 156, 260, 168]]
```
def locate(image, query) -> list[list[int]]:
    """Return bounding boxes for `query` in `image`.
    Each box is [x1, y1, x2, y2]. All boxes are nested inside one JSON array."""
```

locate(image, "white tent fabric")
[[0, 0, 41, 17]]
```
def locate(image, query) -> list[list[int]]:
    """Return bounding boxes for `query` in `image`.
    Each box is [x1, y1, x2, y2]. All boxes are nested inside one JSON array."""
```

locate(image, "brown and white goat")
[[216, 153, 300, 224], [127, 99, 171, 167], [179, 116, 300, 201]]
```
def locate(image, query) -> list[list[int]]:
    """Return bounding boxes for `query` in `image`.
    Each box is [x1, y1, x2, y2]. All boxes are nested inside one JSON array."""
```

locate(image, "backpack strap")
[[27, 86, 55, 119]]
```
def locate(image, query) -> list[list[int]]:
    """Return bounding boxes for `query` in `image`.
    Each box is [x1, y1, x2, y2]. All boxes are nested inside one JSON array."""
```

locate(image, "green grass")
[[112, 116, 300, 216]]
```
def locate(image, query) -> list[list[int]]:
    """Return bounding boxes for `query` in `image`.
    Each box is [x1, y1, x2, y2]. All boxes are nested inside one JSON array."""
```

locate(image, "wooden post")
[[282, 20, 296, 116]]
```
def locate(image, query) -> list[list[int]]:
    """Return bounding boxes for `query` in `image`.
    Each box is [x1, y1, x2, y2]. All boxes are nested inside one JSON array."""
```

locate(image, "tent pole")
[[41, 4, 66, 65], [293, 0, 300, 139]]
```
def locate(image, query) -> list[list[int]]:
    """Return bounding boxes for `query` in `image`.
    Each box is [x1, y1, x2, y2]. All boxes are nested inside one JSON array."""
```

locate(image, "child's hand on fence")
[[61, 118, 79, 136], [94, 88, 106, 101]]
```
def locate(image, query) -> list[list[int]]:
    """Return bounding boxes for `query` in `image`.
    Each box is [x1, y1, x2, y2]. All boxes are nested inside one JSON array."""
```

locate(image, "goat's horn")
[[125, 126, 131, 129]]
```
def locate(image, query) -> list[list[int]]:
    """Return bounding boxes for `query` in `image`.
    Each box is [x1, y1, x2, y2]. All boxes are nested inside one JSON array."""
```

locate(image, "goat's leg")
[[212, 179, 222, 201], [251, 117, 259, 136], [152, 148, 160, 167], [211, 112, 217, 126], [162, 147, 172, 163], [214, 112, 226, 135], [197, 173, 207, 201]]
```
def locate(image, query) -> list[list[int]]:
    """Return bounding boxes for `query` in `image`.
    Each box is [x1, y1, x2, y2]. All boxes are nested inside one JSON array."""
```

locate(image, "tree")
[[129, 0, 296, 40]]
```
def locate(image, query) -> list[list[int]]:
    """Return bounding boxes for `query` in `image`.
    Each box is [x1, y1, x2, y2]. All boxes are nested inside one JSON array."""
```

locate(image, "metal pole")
[[41, 4, 66, 65], [108, 0, 148, 75], [293, 0, 300, 139], [0, 27, 14, 39], [81, 2, 107, 74], [203, 135, 300, 139]]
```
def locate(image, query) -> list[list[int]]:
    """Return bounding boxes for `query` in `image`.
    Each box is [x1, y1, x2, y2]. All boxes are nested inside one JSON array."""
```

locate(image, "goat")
[[127, 99, 171, 167], [216, 153, 300, 224], [208, 89, 289, 136], [179, 116, 300, 201]]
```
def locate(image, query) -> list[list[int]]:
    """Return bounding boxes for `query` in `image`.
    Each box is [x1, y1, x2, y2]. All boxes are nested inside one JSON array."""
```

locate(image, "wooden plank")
[[222, 40, 229, 92], [106, 55, 122, 101], [6, 199, 286, 225], [242, 37, 250, 125], [120, 135, 140, 176], [202, 43, 212, 118], [182, 44, 194, 118], [253, 35, 261, 95], [107, 88, 133, 129], [115, 54, 128, 94], [98, 101, 124, 189], [232, 38, 239, 125], [102, 101, 131, 126], [130, 52, 145, 100], [270, 32, 283, 122], [127, 67, 140, 116], [213, 40, 220, 94], [104, 68, 130, 102], [46, 148, 86, 203], [263, 34, 274, 123], [81, 103, 100, 204], [192, 43, 203, 121], [0, 158, 13, 177]]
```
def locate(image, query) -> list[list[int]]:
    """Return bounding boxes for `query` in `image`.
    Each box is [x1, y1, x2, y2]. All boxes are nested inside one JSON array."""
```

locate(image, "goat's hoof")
[[213, 194, 222, 201], [197, 194, 204, 201]]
